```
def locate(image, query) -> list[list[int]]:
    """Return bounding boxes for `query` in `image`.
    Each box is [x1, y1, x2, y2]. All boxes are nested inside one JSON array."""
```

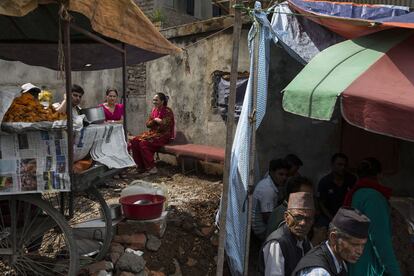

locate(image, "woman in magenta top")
[[99, 88, 124, 123]]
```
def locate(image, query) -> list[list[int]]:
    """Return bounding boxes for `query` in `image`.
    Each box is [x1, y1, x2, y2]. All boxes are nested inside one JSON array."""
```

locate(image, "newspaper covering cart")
[[0, 84, 138, 274], [0, 1, 181, 275]]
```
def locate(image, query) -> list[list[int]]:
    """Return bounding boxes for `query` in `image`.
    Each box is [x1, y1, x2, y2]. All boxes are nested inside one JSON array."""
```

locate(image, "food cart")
[[0, 0, 180, 275]]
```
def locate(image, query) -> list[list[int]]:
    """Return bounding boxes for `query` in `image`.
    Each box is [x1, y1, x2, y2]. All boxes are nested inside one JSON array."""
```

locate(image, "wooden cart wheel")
[[44, 186, 113, 263], [0, 194, 79, 276]]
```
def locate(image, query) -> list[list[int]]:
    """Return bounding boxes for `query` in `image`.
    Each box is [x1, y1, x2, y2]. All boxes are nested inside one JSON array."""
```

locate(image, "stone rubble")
[[116, 252, 146, 273], [83, 217, 175, 276], [146, 235, 162, 252], [125, 248, 144, 256], [84, 167, 222, 275]]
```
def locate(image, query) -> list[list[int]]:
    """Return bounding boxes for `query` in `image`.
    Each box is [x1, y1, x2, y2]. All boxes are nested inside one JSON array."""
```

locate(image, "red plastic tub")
[[119, 194, 166, 220]]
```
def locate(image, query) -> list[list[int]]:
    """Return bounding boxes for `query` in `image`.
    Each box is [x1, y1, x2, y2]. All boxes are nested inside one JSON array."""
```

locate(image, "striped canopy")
[[282, 29, 414, 141]]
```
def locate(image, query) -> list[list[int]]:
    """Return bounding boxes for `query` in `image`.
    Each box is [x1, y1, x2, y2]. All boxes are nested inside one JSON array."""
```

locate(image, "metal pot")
[[100, 203, 123, 220], [80, 106, 105, 124]]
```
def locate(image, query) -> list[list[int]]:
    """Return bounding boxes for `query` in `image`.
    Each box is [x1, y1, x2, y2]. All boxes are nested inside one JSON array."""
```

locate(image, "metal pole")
[[70, 24, 125, 54], [63, 19, 73, 176], [122, 43, 127, 139], [243, 21, 260, 276], [216, 1, 243, 275]]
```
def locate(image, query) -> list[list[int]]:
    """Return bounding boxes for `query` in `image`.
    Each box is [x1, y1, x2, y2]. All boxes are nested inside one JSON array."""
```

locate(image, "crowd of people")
[[253, 153, 402, 276], [58, 85, 174, 176], [43, 84, 406, 275]]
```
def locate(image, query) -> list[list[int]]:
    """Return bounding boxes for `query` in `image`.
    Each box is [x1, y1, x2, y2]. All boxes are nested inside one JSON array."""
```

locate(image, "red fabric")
[[161, 144, 225, 163], [343, 177, 392, 207], [139, 106, 175, 141], [131, 138, 169, 170], [341, 121, 400, 175], [99, 103, 124, 121], [342, 34, 414, 142], [130, 106, 174, 170]]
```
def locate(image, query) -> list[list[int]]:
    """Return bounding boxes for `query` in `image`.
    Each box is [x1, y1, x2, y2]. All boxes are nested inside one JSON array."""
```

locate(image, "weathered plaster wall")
[[145, 29, 251, 146], [128, 2, 201, 136], [0, 60, 122, 108], [144, 30, 342, 183]]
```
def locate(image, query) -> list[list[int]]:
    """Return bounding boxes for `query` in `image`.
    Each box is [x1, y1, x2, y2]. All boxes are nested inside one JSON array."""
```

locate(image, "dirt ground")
[[101, 162, 223, 275], [99, 163, 414, 276]]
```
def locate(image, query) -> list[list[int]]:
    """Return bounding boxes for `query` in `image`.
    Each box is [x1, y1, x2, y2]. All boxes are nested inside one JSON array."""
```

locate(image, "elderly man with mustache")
[[260, 192, 315, 276], [293, 207, 370, 276]]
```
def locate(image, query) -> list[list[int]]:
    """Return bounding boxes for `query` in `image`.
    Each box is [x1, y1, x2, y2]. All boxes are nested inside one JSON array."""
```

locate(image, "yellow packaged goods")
[[39, 90, 53, 104], [2, 93, 66, 123]]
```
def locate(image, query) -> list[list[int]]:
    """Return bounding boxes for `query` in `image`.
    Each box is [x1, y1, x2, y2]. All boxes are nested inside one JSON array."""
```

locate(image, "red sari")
[[130, 106, 174, 171]]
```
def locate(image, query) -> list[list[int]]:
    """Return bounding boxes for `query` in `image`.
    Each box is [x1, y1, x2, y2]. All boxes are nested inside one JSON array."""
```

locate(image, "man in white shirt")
[[54, 84, 84, 117], [260, 192, 315, 276], [292, 207, 370, 276], [252, 159, 290, 240]]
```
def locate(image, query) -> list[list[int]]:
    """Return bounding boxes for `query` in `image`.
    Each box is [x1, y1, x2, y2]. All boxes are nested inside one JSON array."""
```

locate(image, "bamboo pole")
[[243, 21, 260, 276], [216, 1, 243, 275]]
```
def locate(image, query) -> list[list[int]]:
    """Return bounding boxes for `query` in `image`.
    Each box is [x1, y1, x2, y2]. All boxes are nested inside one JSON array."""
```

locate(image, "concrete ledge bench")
[[157, 144, 225, 174]]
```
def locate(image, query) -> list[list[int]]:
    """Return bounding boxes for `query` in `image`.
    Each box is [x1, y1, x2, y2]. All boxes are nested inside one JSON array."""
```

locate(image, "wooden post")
[[216, 0, 243, 275], [63, 19, 73, 176], [243, 21, 260, 276], [122, 43, 128, 139], [229, 0, 236, 14]]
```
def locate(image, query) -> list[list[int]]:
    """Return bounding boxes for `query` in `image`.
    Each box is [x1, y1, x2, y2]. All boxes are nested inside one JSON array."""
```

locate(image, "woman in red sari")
[[130, 93, 174, 174]]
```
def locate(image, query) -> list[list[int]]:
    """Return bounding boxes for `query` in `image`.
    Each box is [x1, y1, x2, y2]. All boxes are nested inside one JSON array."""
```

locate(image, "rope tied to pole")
[[57, 0, 72, 80], [248, 109, 257, 124]]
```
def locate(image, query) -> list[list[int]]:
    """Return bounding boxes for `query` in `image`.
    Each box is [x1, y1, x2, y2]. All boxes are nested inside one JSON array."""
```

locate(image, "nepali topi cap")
[[287, 192, 314, 210], [332, 207, 370, 239]]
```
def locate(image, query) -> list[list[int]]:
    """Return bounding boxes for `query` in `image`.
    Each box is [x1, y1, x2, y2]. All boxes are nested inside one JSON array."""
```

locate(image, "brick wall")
[[127, 63, 146, 96], [128, 1, 155, 99], [133, 0, 155, 17]]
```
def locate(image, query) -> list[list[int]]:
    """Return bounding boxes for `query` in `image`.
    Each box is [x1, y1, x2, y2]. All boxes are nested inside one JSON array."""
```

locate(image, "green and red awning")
[[282, 29, 414, 141]]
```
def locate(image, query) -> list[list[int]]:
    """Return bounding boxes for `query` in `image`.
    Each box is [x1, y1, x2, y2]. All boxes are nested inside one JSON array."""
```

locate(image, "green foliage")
[[151, 9, 166, 23]]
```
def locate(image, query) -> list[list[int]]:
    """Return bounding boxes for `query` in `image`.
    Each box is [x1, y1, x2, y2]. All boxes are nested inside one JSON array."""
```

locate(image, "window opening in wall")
[[186, 0, 195, 16], [212, 5, 223, 17], [211, 70, 249, 122]]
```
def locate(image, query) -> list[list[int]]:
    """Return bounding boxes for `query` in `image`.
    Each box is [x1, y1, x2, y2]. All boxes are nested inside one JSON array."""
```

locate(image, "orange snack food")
[[3, 93, 66, 123]]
